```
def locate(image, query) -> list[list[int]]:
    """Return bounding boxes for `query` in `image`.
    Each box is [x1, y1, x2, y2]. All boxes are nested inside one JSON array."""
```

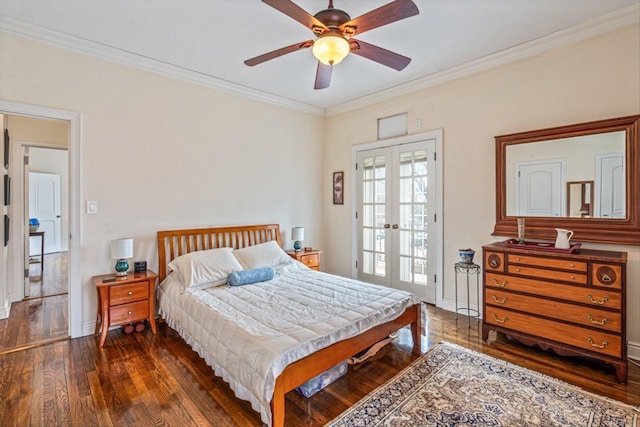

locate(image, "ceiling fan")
[[244, 0, 419, 90]]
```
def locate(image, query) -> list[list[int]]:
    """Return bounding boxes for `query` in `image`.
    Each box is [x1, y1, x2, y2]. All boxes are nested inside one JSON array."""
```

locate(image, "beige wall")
[[324, 25, 640, 357], [0, 33, 325, 331]]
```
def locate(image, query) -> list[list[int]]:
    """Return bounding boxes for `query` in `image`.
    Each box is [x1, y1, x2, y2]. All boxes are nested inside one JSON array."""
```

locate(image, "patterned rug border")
[[326, 341, 639, 426]]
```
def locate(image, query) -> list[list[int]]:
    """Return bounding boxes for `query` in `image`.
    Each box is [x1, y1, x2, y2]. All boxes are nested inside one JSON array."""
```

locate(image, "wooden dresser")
[[482, 242, 627, 382]]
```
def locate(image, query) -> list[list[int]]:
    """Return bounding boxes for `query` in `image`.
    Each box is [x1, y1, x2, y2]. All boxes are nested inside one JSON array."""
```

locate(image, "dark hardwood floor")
[[0, 304, 637, 426], [0, 252, 68, 353]]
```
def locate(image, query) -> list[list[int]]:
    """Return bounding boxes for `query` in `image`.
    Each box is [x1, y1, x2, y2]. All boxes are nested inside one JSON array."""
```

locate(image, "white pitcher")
[[555, 228, 573, 249]]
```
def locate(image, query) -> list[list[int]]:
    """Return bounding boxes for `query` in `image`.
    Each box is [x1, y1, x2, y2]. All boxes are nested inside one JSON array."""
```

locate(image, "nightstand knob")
[[128, 311, 132, 315], [128, 291, 133, 296]]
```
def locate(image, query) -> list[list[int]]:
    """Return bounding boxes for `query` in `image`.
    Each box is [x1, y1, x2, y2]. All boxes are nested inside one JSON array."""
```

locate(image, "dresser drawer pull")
[[586, 295, 609, 305], [127, 310, 133, 315], [128, 291, 133, 296], [492, 313, 508, 323], [586, 314, 609, 325], [492, 279, 508, 287], [570, 275, 575, 279], [600, 274, 612, 283], [492, 295, 507, 304], [586, 337, 609, 349], [570, 263, 575, 267], [489, 260, 499, 268]]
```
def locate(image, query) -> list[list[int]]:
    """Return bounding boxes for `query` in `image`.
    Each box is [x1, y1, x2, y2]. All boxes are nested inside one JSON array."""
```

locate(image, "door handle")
[[56, 215, 61, 218], [392, 224, 399, 229], [384, 224, 390, 229]]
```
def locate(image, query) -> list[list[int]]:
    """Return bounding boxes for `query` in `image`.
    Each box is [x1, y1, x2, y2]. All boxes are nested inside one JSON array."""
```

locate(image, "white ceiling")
[[0, 0, 638, 115]]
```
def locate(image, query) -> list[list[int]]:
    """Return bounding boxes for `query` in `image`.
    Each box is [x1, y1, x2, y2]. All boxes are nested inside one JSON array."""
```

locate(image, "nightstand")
[[286, 249, 322, 271], [93, 270, 158, 348]]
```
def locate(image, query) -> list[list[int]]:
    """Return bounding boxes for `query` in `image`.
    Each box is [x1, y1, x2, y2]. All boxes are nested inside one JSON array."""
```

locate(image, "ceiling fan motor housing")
[[314, 8, 351, 30]]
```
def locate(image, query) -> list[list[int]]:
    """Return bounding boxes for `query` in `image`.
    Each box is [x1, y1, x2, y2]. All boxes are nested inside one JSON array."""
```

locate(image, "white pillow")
[[168, 247, 244, 289], [233, 240, 292, 270]]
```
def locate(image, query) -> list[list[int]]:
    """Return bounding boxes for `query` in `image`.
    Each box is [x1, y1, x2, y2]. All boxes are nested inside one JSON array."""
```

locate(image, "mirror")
[[493, 115, 640, 245]]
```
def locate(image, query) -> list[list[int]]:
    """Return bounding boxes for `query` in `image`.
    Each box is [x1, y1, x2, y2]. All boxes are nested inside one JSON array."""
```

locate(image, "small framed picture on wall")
[[333, 171, 344, 205]]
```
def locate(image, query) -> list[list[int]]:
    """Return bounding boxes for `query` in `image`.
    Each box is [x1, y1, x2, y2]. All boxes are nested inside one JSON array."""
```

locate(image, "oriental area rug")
[[327, 342, 639, 427]]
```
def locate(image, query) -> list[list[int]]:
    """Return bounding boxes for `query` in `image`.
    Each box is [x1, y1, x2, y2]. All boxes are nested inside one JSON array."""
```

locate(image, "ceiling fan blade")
[[262, 0, 328, 33], [314, 62, 332, 90], [339, 0, 418, 37], [349, 39, 411, 71], [244, 40, 313, 66]]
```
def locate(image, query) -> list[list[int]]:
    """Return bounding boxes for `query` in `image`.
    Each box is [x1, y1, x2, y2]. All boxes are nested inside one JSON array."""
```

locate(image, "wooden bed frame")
[[157, 224, 422, 427]]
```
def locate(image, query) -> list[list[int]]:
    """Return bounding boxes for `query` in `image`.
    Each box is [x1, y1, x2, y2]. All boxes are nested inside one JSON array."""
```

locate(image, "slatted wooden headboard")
[[156, 224, 281, 282]]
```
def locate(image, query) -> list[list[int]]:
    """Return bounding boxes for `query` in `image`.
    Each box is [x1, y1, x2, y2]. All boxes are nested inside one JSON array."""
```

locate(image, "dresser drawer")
[[507, 254, 587, 272], [485, 306, 622, 358], [485, 273, 621, 309], [506, 264, 587, 285], [300, 254, 319, 268], [110, 281, 149, 306], [110, 300, 149, 325], [485, 289, 622, 333], [592, 263, 623, 289]]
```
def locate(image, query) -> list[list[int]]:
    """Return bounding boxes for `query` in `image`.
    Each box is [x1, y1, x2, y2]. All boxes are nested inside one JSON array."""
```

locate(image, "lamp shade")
[[312, 32, 350, 66], [291, 227, 304, 242], [110, 238, 133, 260]]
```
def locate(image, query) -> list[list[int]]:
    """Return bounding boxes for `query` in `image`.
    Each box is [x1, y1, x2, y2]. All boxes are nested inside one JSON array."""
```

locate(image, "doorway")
[[353, 130, 443, 306], [0, 100, 82, 343], [0, 118, 70, 351]]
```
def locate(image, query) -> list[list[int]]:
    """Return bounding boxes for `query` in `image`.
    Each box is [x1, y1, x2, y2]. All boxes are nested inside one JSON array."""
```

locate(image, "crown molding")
[[325, 3, 640, 117], [1, 4, 638, 118], [0, 16, 325, 116]]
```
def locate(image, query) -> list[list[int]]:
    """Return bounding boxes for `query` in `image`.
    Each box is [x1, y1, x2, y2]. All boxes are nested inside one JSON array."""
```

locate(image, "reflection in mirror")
[[505, 131, 625, 218], [567, 181, 593, 218]]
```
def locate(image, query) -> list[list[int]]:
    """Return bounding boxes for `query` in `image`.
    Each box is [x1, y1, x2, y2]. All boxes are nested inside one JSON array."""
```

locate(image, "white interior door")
[[29, 172, 61, 254], [595, 153, 625, 218], [515, 160, 564, 216], [356, 140, 437, 303]]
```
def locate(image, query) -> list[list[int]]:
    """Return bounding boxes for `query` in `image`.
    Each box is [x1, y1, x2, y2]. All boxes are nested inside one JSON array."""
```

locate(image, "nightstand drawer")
[[110, 282, 149, 306], [300, 254, 319, 268], [110, 300, 149, 325]]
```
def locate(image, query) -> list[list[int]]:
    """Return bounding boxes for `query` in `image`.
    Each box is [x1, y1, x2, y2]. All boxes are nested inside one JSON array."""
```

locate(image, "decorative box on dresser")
[[482, 242, 627, 383]]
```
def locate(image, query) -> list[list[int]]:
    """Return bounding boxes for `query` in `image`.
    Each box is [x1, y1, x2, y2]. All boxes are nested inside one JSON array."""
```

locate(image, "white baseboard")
[[628, 340, 640, 362], [82, 320, 97, 337], [0, 299, 11, 320]]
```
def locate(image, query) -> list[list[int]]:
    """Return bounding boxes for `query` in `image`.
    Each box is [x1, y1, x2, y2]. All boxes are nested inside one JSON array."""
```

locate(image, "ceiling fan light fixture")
[[312, 32, 350, 66]]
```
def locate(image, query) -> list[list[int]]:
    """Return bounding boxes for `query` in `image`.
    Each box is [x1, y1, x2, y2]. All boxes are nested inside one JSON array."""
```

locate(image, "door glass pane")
[[399, 205, 412, 229], [399, 256, 411, 281], [363, 228, 373, 251], [413, 259, 427, 284], [375, 180, 385, 203], [414, 150, 428, 175], [363, 181, 373, 203], [363, 251, 373, 274], [399, 230, 411, 256], [363, 157, 374, 180], [363, 205, 374, 227], [399, 152, 412, 177], [414, 176, 427, 203], [375, 156, 386, 178], [399, 177, 412, 203], [375, 253, 386, 277], [375, 229, 385, 251], [375, 205, 386, 227]]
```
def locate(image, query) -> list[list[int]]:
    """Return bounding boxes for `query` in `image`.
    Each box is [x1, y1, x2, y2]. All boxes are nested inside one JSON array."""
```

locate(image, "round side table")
[[454, 262, 481, 327]]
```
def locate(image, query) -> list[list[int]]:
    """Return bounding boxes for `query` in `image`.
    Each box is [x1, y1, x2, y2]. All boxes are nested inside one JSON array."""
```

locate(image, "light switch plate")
[[86, 200, 98, 214]]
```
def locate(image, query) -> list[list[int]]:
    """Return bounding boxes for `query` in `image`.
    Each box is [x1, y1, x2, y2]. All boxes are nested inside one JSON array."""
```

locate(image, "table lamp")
[[110, 238, 133, 277], [291, 227, 304, 252]]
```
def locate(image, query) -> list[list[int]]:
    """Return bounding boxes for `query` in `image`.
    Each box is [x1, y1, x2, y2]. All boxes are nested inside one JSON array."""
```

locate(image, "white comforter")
[[157, 261, 421, 425]]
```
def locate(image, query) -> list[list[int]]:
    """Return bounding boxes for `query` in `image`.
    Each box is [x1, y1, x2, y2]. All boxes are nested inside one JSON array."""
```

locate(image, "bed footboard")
[[270, 302, 422, 427]]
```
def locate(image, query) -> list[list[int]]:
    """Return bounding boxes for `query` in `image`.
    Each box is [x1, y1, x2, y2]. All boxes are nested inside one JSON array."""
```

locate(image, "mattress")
[[157, 261, 421, 425]]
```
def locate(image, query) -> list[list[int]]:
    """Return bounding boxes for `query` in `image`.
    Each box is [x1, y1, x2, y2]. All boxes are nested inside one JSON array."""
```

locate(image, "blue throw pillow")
[[228, 266, 276, 286]]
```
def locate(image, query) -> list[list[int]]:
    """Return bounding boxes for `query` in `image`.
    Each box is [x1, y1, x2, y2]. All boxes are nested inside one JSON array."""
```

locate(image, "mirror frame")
[[493, 114, 640, 245]]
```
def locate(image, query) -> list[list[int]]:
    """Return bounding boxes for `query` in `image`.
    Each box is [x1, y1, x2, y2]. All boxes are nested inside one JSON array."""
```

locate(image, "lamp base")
[[293, 241, 302, 252], [115, 259, 129, 276]]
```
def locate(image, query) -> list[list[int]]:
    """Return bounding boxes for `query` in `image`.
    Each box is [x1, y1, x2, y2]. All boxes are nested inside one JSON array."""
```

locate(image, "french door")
[[356, 140, 437, 303]]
